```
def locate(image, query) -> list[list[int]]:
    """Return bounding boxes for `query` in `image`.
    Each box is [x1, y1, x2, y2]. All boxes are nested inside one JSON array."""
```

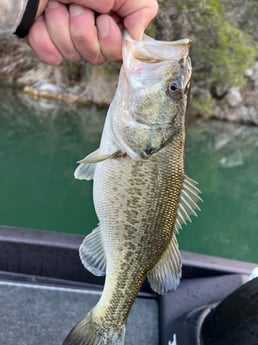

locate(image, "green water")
[[0, 88, 101, 235], [0, 88, 257, 263]]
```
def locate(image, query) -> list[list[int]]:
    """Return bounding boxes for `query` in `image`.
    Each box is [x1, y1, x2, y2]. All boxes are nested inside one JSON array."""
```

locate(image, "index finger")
[[59, 0, 159, 40], [123, 3, 159, 40], [59, 0, 114, 13], [59, 0, 159, 21]]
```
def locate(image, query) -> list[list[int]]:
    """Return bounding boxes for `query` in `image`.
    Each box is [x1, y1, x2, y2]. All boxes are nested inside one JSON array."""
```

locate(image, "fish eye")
[[167, 80, 182, 97]]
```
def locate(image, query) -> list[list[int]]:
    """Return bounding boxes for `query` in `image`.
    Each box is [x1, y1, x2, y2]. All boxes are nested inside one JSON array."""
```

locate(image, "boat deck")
[[0, 280, 158, 345], [0, 226, 256, 345]]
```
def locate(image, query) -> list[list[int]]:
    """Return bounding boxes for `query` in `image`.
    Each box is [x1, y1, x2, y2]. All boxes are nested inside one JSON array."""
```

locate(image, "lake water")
[[0, 87, 258, 263]]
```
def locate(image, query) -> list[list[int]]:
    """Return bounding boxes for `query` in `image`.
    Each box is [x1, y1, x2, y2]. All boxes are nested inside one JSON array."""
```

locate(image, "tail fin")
[[63, 311, 126, 345]]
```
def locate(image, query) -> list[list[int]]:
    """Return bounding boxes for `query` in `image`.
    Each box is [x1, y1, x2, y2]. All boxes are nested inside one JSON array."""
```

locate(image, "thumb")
[[123, 9, 149, 40], [36, 0, 48, 17], [123, 0, 159, 40]]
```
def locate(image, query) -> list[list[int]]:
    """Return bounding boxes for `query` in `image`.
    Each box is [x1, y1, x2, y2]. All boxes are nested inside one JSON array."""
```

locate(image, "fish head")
[[111, 33, 192, 159]]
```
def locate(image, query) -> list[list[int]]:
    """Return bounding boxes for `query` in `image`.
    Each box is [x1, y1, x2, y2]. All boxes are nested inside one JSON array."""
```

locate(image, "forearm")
[[0, 0, 41, 38]]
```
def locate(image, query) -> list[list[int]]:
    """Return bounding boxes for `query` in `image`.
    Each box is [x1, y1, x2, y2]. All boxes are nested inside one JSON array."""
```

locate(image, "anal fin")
[[147, 234, 181, 295], [146, 175, 202, 295]]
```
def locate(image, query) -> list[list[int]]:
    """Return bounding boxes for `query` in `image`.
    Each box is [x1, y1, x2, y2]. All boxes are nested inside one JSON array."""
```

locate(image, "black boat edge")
[[0, 225, 257, 345]]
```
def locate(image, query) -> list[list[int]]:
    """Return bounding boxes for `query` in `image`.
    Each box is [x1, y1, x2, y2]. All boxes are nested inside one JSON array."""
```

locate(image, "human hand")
[[28, 0, 159, 66], [36, 0, 49, 17]]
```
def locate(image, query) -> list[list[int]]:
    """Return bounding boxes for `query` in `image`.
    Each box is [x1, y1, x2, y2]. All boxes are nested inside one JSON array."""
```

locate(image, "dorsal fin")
[[175, 175, 202, 232]]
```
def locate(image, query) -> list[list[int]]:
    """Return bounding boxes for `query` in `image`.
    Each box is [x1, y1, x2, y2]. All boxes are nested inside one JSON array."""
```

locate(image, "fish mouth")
[[123, 31, 191, 63], [134, 114, 172, 128]]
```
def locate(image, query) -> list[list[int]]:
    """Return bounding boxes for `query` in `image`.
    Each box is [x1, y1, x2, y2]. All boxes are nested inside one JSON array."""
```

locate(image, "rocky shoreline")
[[10, 60, 258, 126], [210, 63, 258, 125], [0, 1, 257, 124], [23, 64, 258, 125], [0, 37, 119, 106], [0, 35, 257, 125]]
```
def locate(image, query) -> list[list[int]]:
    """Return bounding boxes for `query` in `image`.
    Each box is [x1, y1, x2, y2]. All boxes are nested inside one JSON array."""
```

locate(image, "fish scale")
[[79, 141, 183, 329], [63, 32, 201, 345]]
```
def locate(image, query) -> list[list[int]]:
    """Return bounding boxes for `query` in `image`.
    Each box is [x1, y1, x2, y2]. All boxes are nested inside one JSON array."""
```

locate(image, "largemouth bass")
[[63, 32, 201, 345]]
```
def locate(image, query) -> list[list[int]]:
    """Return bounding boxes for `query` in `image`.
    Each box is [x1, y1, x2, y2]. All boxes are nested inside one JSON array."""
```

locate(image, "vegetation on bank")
[[155, 0, 257, 115], [0, 0, 257, 118], [63, 0, 257, 116], [59, 0, 257, 102]]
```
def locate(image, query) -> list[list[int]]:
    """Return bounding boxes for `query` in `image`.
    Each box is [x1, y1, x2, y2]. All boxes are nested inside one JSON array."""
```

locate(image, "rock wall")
[[0, 0, 257, 124], [0, 36, 119, 106], [154, 0, 258, 124], [213, 63, 258, 124]]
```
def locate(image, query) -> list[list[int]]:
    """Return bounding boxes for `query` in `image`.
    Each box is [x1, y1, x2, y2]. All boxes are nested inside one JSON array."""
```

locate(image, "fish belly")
[[92, 143, 184, 326]]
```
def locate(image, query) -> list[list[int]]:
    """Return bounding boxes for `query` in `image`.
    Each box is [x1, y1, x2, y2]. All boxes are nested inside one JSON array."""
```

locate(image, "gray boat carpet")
[[0, 281, 159, 345]]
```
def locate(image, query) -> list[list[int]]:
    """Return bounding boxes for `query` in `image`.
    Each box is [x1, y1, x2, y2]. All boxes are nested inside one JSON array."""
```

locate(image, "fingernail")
[[69, 4, 84, 17], [47, 1, 59, 9], [98, 17, 110, 38]]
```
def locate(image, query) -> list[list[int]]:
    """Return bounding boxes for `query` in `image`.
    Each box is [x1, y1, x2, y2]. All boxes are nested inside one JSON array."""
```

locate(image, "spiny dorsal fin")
[[79, 226, 106, 276], [175, 175, 202, 232], [147, 234, 181, 294]]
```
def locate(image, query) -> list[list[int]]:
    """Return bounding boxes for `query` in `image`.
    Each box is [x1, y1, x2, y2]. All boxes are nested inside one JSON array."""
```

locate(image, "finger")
[[123, 8, 150, 40], [28, 18, 63, 65], [36, 0, 48, 17], [97, 14, 123, 61], [123, 0, 158, 40], [45, 1, 81, 62], [60, 0, 114, 13], [60, 0, 158, 40], [69, 5, 106, 65]]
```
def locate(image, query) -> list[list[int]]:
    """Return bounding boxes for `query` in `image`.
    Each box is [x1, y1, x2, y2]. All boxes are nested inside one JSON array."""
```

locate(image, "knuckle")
[[72, 31, 87, 46], [67, 50, 81, 62], [90, 54, 106, 66], [71, 32, 105, 65]]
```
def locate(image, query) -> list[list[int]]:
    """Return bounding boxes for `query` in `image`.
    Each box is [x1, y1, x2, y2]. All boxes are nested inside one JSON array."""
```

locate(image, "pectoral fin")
[[147, 234, 181, 294], [77, 151, 119, 164], [79, 226, 106, 276], [74, 149, 121, 180]]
